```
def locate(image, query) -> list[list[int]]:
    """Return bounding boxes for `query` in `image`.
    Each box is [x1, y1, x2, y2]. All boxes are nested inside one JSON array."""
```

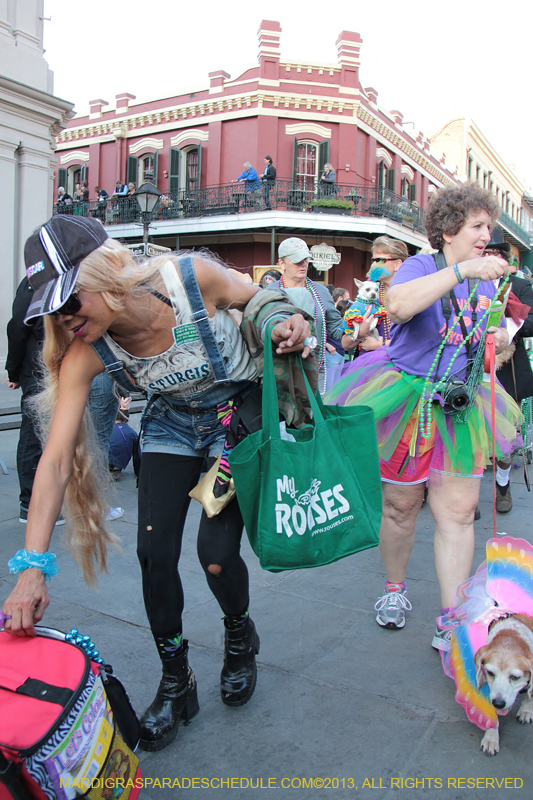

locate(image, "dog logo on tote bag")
[[275, 476, 354, 538]]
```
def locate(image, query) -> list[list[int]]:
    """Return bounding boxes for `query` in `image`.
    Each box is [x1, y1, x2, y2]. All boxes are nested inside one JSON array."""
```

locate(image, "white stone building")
[[0, 0, 73, 367]]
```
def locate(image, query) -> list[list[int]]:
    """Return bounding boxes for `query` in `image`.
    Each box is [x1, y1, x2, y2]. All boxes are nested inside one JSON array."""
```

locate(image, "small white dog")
[[351, 278, 381, 339], [353, 278, 380, 305], [474, 613, 533, 755]]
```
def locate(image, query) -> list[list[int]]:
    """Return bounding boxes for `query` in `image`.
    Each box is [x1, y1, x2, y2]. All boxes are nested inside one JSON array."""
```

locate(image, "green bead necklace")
[[418, 275, 510, 439]]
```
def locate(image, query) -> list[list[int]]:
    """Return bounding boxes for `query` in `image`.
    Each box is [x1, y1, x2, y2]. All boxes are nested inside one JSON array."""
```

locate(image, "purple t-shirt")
[[387, 253, 500, 379]]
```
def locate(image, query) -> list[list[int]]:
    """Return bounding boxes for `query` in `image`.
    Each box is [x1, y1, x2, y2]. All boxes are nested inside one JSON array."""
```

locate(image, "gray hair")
[[58, 186, 65, 193], [243, 162, 252, 169]]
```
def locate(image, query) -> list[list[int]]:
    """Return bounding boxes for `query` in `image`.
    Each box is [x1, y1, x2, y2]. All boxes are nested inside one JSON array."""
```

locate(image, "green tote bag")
[[229, 331, 382, 571]]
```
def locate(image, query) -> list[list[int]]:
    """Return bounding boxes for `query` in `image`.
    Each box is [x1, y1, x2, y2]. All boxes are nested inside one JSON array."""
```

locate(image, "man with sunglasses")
[[360, 237, 409, 352]]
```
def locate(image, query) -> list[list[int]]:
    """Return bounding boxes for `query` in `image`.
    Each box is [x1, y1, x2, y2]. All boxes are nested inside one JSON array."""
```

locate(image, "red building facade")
[[54, 21, 458, 285]]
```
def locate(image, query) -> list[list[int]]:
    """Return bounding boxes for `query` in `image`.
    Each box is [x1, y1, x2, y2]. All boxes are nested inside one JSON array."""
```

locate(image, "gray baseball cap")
[[278, 237, 311, 262]]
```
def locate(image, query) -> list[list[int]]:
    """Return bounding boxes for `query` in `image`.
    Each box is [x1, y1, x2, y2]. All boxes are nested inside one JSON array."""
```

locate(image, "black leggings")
[[137, 452, 249, 637]]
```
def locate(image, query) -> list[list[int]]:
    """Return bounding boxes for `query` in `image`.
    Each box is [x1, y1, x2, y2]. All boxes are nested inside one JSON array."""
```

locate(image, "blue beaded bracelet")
[[453, 263, 464, 284], [8, 549, 59, 582]]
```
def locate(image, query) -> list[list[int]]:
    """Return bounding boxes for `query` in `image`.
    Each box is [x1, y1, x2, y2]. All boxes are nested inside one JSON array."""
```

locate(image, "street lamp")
[[133, 171, 161, 247]]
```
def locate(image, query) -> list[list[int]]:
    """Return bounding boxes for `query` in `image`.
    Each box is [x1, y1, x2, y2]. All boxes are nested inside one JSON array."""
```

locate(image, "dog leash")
[[485, 332, 498, 541]]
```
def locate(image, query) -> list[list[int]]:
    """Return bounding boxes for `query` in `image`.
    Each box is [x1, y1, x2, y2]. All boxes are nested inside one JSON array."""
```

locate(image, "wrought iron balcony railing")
[[53, 181, 426, 234], [498, 210, 532, 248]]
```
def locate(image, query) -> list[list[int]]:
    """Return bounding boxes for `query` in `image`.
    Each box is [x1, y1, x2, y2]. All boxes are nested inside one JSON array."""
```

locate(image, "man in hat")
[[270, 237, 373, 393], [484, 226, 533, 513]]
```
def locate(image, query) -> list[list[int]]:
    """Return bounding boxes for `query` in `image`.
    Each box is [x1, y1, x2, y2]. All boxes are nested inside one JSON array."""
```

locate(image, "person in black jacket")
[[5, 279, 64, 524], [262, 155, 276, 209], [485, 227, 533, 513]]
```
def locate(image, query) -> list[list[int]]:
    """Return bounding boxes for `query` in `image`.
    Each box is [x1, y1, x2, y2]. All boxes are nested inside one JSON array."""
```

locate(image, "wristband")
[[453, 263, 464, 284], [8, 549, 59, 582]]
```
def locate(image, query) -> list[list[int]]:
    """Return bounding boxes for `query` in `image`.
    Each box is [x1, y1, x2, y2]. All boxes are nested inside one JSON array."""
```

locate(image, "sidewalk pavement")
[[0, 384, 531, 799]]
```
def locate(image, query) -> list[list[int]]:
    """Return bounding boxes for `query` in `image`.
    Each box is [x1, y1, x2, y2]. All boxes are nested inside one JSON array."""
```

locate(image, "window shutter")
[[127, 156, 138, 187], [58, 168, 67, 190], [292, 137, 298, 184], [169, 148, 181, 193], [152, 151, 159, 185], [80, 164, 87, 182], [196, 143, 202, 188], [318, 140, 330, 175], [409, 183, 416, 202], [387, 168, 395, 192]]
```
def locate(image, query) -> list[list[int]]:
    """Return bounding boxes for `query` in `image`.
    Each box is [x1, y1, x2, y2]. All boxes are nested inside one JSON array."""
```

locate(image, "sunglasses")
[[52, 293, 82, 317], [370, 257, 399, 264]]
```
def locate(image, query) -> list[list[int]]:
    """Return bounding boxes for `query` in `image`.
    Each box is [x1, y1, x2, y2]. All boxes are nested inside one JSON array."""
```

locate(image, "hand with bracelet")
[[3, 553, 53, 636]]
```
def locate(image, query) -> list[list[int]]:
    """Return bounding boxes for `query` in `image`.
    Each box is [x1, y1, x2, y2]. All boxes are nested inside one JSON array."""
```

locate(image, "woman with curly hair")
[[2, 215, 311, 751], [326, 183, 521, 648]]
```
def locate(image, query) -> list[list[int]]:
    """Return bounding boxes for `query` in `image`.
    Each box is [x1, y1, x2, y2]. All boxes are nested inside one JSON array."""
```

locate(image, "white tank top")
[[102, 261, 257, 397]]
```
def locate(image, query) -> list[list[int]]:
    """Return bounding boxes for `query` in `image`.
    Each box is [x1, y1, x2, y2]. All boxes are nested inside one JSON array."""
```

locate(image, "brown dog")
[[474, 613, 533, 755]]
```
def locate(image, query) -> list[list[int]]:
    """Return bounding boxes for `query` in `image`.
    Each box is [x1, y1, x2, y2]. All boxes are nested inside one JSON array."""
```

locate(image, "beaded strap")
[[8, 549, 59, 582], [418, 275, 510, 439]]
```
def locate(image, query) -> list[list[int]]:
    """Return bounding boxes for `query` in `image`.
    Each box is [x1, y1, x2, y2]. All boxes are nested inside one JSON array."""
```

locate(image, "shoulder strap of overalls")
[[159, 257, 229, 383], [90, 337, 145, 396]]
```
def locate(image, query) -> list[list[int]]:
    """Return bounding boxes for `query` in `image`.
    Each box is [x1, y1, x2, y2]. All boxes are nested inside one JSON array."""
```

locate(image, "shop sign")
[[309, 243, 341, 271]]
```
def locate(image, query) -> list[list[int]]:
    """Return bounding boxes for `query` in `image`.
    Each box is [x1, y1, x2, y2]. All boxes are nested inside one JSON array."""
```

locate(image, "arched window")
[[141, 154, 154, 183], [185, 148, 199, 191], [377, 160, 387, 189], [296, 142, 318, 191]]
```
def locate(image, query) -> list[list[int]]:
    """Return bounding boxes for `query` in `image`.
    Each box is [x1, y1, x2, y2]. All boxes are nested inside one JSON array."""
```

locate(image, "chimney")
[[365, 87, 378, 104], [258, 20, 281, 81], [390, 109, 403, 127], [89, 99, 109, 119], [209, 70, 231, 94], [336, 31, 362, 92], [115, 93, 136, 115]]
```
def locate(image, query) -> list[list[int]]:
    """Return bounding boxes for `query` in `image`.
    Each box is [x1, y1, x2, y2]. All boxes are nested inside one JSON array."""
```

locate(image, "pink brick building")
[[53, 21, 458, 285]]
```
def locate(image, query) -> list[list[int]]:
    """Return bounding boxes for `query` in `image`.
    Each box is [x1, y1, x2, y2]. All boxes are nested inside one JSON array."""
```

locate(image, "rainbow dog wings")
[[343, 299, 387, 337], [443, 536, 533, 731]]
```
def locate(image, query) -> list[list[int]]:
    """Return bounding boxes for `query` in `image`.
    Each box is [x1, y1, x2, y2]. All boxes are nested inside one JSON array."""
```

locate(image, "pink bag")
[[0, 627, 141, 800]]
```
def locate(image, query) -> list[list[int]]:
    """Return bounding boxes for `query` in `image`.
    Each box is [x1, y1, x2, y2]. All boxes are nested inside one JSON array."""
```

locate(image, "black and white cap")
[[24, 215, 109, 323]]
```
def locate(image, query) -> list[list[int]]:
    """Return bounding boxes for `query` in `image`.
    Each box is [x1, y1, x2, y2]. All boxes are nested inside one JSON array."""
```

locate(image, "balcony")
[[498, 210, 532, 250], [53, 181, 426, 235]]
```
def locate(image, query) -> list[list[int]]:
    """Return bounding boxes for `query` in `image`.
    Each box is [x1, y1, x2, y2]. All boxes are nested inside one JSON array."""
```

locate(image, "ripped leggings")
[[137, 452, 249, 638]]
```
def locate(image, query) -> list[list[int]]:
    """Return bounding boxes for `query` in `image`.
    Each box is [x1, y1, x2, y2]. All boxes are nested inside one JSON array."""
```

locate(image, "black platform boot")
[[220, 617, 260, 706], [139, 640, 199, 751]]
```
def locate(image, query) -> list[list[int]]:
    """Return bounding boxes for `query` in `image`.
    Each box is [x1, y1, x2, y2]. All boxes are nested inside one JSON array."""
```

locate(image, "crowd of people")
[[3, 181, 532, 755]]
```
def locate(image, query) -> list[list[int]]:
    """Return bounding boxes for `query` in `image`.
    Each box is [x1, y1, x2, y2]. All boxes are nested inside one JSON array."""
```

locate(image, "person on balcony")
[[234, 162, 261, 209], [110, 180, 129, 222], [319, 163, 337, 197], [56, 187, 73, 214], [2, 215, 313, 752], [262, 156, 276, 210], [92, 186, 109, 222], [235, 162, 261, 192]]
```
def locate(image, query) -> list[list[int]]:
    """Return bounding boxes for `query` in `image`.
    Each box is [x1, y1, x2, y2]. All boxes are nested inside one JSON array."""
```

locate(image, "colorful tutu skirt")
[[441, 536, 533, 731], [325, 348, 522, 482]]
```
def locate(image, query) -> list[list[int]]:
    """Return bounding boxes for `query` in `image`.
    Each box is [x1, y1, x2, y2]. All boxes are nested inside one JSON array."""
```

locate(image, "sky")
[[43, 0, 532, 191]]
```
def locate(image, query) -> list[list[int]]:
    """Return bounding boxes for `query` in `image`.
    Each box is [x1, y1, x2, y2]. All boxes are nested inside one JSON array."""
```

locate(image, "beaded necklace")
[[379, 283, 391, 342], [279, 275, 327, 371], [418, 275, 510, 439]]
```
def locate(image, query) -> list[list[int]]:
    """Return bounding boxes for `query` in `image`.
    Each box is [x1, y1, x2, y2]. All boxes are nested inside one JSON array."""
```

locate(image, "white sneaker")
[[375, 584, 412, 629], [432, 627, 453, 652], [106, 507, 124, 521]]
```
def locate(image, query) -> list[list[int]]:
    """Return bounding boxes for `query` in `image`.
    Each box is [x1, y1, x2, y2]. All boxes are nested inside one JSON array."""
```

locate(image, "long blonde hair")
[[37, 240, 163, 585], [37, 244, 226, 585]]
